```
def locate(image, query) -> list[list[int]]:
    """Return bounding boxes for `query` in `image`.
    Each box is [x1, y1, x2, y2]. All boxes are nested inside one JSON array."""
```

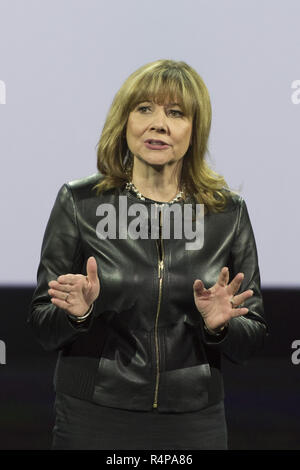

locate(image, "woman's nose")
[[150, 109, 168, 133], [150, 123, 167, 132]]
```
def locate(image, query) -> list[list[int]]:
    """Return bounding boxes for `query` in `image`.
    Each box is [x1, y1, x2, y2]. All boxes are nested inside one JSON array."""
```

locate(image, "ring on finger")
[[230, 296, 237, 308], [65, 293, 69, 302]]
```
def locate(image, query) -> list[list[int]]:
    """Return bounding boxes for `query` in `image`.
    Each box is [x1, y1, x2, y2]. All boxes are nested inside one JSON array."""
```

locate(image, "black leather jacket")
[[28, 173, 267, 413]]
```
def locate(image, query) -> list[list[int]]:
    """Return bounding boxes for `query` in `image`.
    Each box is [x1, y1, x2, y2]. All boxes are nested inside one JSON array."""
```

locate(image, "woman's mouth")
[[144, 139, 170, 150]]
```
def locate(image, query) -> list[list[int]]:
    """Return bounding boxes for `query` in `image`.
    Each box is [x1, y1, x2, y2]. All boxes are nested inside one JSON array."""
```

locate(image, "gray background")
[[0, 0, 299, 286]]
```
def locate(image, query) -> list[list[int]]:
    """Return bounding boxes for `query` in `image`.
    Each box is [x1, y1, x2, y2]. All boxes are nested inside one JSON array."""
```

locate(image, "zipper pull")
[[158, 260, 164, 279]]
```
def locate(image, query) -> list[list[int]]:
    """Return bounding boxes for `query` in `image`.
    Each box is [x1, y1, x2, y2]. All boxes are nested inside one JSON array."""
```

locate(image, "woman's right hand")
[[48, 256, 100, 317]]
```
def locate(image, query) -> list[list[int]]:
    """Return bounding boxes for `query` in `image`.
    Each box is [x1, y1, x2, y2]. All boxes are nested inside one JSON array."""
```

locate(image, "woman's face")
[[126, 100, 193, 168]]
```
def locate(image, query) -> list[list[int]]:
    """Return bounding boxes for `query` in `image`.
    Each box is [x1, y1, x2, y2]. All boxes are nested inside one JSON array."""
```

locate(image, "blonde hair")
[[94, 59, 234, 212]]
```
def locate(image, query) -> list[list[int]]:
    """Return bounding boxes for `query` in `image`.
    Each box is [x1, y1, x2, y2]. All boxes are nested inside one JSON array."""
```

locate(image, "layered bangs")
[[127, 65, 196, 118]]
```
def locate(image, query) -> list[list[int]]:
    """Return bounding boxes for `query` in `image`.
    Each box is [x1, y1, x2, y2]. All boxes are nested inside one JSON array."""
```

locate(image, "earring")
[[123, 148, 130, 168], [123, 149, 133, 179]]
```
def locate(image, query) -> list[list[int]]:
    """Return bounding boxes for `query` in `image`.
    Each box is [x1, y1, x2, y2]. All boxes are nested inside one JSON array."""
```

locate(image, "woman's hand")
[[48, 256, 100, 317], [193, 267, 254, 333]]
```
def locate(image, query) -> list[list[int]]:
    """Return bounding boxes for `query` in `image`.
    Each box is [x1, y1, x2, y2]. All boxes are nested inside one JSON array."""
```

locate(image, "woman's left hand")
[[193, 267, 254, 333]]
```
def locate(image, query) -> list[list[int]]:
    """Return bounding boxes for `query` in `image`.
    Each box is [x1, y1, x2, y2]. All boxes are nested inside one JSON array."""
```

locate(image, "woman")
[[28, 59, 267, 450]]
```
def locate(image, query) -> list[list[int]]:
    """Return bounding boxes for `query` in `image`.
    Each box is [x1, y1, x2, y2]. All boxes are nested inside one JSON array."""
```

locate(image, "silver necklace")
[[125, 181, 185, 204]]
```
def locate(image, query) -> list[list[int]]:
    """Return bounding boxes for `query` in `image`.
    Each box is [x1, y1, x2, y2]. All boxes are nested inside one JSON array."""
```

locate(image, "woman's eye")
[[137, 105, 151, 113], [136, 105, 183, 117], [169, 109, 184, 117]]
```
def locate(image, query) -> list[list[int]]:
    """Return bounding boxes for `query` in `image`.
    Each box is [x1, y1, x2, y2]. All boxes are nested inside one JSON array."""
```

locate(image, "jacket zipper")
[[153, 210, 164, 409]]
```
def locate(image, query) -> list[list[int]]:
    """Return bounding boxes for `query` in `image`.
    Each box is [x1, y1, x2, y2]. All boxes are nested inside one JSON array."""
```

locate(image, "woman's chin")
[[135, 152, 175, 167]]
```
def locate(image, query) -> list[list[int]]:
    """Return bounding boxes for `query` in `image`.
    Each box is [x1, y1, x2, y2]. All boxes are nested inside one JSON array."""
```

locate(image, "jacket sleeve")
[[202, 197, 268, 364], [27, 183, 96, 352]]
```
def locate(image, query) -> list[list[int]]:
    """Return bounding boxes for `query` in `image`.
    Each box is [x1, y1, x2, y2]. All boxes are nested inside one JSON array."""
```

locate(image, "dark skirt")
[[52, 392, 228, 450]]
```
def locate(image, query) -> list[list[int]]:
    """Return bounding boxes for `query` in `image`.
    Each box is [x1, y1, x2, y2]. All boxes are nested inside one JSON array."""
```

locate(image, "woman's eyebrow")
[[135, 100, 183, 107], [166, 102, 182, 107]]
